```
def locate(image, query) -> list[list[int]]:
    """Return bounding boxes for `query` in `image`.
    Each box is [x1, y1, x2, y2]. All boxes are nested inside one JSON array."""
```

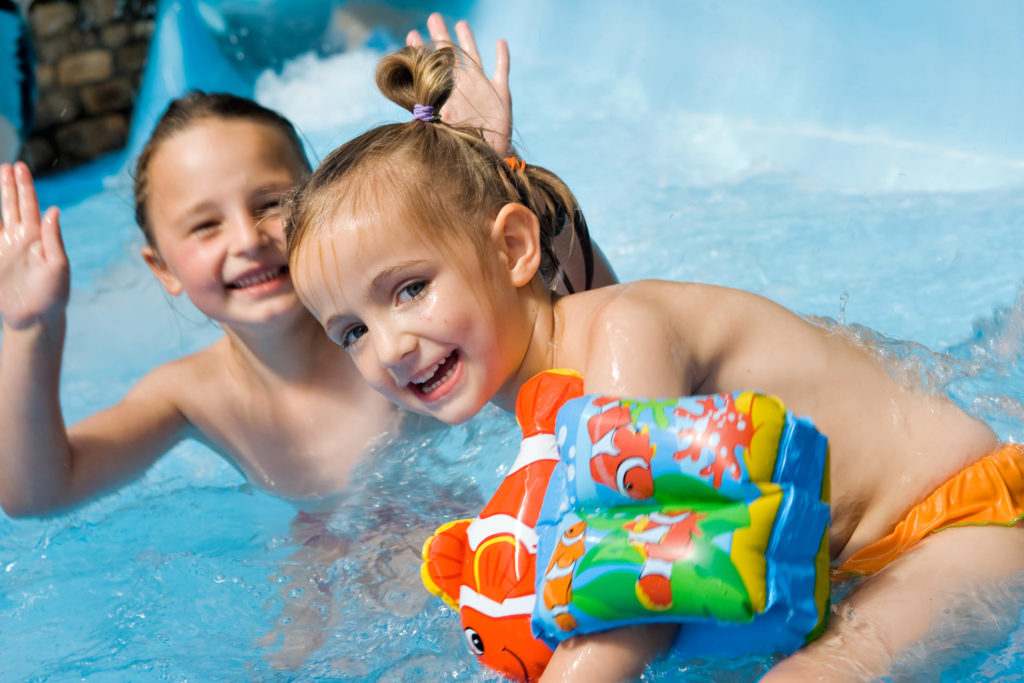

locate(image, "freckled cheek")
[[418, 315, 452, 325], [417, 298, 441, 325], [418, 310, 458, 329]]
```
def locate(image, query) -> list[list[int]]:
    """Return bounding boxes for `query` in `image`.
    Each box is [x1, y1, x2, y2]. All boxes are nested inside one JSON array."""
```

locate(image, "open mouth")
[[409, 350, 461, 401], [226, 265, 289, 291]]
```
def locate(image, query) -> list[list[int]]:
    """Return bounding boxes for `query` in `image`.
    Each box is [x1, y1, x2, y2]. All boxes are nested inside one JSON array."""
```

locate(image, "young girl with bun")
[[286, 43, 1024, 680]]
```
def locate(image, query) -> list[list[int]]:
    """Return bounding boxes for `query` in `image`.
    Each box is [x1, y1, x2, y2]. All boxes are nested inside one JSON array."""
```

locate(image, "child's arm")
[[0, 162, 188, 517], [540, 625, 677, 682], [407, 12, 512, 155], [540, 291, 694, 680]]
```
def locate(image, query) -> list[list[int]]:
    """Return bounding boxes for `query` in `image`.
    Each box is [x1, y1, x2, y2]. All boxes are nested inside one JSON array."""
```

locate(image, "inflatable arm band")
[[422, 370, 830, 682]]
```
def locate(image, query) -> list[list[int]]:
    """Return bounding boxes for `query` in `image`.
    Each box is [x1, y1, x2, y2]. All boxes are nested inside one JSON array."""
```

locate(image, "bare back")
[[552, 281, 999, 561]]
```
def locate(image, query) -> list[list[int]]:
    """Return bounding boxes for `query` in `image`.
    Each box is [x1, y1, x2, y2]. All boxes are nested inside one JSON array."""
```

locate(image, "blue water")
[[4, 0, 1024, 679]]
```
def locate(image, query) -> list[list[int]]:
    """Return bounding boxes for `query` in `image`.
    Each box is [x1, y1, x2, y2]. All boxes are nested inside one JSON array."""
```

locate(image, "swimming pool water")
[[3, 0, 1024, 679]]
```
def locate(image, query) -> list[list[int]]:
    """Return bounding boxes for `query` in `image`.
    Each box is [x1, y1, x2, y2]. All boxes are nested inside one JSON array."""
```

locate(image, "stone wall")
[[21, 0, 157, 173]]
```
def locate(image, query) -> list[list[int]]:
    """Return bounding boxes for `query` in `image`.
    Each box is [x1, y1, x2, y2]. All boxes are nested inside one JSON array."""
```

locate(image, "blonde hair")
[[286, 45, 595, 292]]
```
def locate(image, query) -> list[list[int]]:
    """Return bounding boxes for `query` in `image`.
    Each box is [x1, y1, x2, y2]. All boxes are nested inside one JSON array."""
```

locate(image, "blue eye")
[[398, 281, 427, 303], [341, 324, 368, 349]]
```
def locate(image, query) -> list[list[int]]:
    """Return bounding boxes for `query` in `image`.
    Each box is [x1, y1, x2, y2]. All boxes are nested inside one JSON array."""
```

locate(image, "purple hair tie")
[[412, 104, 439, 122]]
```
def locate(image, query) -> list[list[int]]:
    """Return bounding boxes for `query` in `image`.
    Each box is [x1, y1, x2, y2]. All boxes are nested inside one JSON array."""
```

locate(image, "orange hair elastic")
[[504, 156, 527, 173]]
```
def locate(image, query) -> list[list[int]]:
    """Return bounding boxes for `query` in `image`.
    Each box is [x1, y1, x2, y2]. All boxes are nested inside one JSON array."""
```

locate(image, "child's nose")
[[229, 212, 269, 255], [374, 324, 417, 374]]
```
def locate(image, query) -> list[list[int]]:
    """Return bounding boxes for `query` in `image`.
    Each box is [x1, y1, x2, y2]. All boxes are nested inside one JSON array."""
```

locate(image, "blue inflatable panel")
[[531, 390, 830, 658]]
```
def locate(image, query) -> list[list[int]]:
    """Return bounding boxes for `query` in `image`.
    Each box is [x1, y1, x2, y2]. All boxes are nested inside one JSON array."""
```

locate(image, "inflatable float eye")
[[464, 627, 485, 656], [615, 456, 651, 498]]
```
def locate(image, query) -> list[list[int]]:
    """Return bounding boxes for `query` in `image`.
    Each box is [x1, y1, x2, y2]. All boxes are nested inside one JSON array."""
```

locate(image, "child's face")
[[293, 210, 531, 425], [141, 119, 306, 327]]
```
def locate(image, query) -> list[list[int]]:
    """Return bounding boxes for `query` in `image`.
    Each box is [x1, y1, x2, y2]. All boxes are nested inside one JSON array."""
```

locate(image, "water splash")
[[807, 287, 1024, 443]]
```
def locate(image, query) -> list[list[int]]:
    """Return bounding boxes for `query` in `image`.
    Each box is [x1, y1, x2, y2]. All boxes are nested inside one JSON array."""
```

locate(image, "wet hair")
[[286, 45, 594, 293], [133, 91, 311, 246]]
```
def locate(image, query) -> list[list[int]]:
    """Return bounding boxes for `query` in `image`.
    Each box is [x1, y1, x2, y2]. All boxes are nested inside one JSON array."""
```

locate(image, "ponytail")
[[287, 45, 594, 292]]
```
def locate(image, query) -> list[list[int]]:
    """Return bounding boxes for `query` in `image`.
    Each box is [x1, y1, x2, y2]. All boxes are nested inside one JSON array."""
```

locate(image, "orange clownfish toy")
[[587, 397, 656, 500], [540, 520, 587, 631], [421, 371, 583, 682], [423, 370, 831, 681]]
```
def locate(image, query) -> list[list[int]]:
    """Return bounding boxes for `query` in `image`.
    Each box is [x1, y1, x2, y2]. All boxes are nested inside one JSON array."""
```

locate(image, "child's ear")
[[490, 203, 541, 287], [141, 246, 184, 296]]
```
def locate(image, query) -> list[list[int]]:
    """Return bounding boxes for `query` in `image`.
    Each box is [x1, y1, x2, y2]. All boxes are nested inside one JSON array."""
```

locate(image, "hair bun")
[[375, 45, 456, 115]]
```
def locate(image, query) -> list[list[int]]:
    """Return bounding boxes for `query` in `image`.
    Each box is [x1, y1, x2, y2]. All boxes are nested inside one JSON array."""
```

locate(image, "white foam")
[[254, 48, 398, 137]]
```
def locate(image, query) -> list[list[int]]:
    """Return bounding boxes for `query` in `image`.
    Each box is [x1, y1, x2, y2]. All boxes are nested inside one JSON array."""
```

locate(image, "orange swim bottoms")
[[837, 443, 1024, 576]]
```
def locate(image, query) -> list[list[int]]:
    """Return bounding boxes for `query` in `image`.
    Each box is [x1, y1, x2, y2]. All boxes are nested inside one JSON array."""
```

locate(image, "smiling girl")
[[0, 15, 614, 518], [286, 43, 1024, 681]]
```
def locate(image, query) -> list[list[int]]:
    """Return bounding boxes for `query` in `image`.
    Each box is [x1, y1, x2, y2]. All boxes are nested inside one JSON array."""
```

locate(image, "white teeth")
[[420, 362, 456, 394], [231, 267, 282, 289], [411, 353, 456, 394], [412, 359, 444, 385]]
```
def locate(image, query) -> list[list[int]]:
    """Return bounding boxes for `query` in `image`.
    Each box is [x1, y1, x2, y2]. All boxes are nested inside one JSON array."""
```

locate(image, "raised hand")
[[407, 12, 512, 155], [0, 162, 69, 330]]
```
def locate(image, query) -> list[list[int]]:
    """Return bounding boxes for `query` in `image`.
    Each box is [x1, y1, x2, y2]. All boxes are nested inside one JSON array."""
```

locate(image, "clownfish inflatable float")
[[422, 370, 830, 682]]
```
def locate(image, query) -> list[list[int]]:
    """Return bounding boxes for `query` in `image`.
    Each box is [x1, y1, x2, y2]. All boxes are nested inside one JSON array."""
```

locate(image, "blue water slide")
[[123, 0, 254, 166], [124, 0, 467, 168], [0, 0, 34, 163]]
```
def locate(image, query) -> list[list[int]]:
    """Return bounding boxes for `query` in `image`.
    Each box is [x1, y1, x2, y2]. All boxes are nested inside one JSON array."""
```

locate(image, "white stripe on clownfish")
[[647, 510, 695, 525], [459, 585, 537, 617], [615, 456, 651, 496], [590, 422, 619, 454], [628, 524, 670, 545], [509, 434, 560, 474], [559, 525, 586, 546], [544, 559, 576, 581], [467, 514, 540, 553]]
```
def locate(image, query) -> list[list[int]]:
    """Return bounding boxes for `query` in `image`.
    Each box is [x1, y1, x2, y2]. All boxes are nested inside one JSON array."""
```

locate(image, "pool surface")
[[3, 0, 1023, 680]]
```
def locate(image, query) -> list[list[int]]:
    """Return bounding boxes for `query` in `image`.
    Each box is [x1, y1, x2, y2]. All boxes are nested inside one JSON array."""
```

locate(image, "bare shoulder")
[[61, 341, 239, 473], [557, 280, 823, 396], [557, 281, 720, 394], [569, 279, 706, 321], [128, 338, 234, 408], [574, 280, 780, 347], [584, 280, 778, 313]]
